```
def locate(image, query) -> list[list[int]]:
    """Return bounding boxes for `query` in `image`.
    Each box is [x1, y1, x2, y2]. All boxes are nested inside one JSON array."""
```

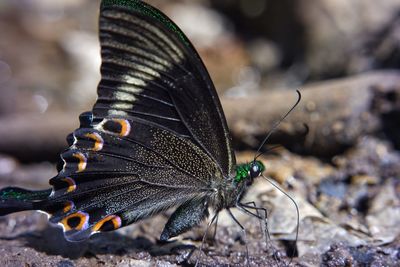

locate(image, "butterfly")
[[0, 0, 268, 249]]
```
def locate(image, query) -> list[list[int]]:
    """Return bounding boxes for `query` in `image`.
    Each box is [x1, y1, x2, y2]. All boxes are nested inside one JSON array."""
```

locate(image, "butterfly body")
[[0, 0, 265, 245]]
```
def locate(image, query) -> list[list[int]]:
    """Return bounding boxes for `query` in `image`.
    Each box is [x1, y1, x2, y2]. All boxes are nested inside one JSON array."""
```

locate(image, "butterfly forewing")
[[47, 0, 235, 241], [96, 1, 235, 174]]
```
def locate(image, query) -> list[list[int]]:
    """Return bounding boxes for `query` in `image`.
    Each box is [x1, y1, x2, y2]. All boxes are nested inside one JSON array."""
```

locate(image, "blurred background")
[[0, 0, 399, 162], [0, 0, 400, 161], [0, 0, 399, 266]]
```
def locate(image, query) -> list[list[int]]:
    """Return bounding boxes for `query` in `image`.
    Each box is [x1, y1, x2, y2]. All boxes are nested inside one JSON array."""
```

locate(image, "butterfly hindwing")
[[47, 113, 217, 240], [47, 178, 202, 241]]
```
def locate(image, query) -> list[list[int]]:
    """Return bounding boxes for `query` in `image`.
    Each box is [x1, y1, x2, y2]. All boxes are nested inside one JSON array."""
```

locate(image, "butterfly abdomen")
[[0, 187, 52, 216]]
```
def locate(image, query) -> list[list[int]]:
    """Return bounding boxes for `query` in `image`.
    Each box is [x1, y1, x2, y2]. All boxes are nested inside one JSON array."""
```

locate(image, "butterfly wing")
[[97, 0, 235, 174], [47, 118, 216, 241], [45, 0, 235, 241]]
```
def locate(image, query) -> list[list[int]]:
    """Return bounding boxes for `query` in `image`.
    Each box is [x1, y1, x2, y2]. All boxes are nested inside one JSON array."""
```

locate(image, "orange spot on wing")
[[115, 119, 131, 137], [61, 177, 76, 193], [84, 132, 104, 151], [92, 215, 122, 232], [97, 118, 131, 137], [72, 152, 87, 172], [60, 211, 89, 231], [63, 201, 74, 213]]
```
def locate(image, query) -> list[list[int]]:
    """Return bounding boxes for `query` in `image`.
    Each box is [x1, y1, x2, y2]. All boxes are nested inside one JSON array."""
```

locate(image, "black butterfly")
[[0, 0, 267, 246]]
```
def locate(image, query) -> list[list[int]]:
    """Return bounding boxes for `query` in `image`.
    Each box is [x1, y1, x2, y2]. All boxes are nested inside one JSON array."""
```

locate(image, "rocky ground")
[[0, 0, 399, 266]]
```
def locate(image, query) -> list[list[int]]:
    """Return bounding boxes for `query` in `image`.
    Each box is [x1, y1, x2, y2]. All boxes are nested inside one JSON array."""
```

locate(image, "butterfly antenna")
[[261, 174, 299, 266], [254, 90, 302, 161], [264, 144, 283, 154]]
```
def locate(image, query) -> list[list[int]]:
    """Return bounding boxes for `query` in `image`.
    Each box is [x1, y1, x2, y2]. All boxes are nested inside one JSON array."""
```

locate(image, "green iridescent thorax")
[[234, 160, 265, 183]]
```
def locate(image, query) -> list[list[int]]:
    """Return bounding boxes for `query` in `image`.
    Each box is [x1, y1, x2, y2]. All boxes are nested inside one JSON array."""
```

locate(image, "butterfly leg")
[[236, 203, 264, 240], [227, 208, 250, 267], [241, 202, 268, 241], [195, 213, 218, 267], [211, 214, 219, 241], [160, 198, 208, 241], [239, 203, 282, 264], [239, 203, 271, 247]]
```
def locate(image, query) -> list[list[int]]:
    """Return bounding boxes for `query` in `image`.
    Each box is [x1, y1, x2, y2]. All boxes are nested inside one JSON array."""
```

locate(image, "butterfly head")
[[234, 160, 265, 184]]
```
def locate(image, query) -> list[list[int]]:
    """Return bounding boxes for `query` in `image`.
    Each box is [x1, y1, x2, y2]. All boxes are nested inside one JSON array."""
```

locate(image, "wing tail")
[[0, 187, 52, 215]]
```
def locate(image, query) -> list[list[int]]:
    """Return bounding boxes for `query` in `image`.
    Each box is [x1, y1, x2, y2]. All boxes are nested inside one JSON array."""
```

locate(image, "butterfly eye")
[[249, 163, 260, 178]]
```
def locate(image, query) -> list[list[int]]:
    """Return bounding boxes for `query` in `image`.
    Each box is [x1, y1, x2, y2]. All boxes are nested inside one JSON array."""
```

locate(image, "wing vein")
[[98, 84, 174, 107], [95, 105, 181, 122], [102, 11, 183, 62]]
